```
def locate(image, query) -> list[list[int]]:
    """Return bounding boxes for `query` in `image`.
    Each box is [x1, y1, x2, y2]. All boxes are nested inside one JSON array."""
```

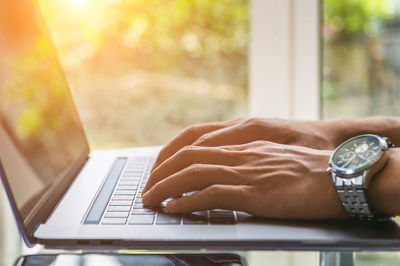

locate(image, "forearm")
[[368, 148, 400, 216], [319, 116, 400, 147]]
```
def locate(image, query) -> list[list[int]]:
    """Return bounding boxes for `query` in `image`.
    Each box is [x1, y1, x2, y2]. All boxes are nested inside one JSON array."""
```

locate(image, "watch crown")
[[326, 167, 332, 173], [383, 137, 395, 149]]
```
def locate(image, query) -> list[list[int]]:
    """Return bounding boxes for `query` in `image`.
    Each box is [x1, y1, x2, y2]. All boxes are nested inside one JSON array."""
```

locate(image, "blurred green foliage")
[[323, 0, 400, 119], [2, 38, 69, 141], [38, 0, 249, 148], [1, 34, 87, 179], [40, 0, 248, 87], [324, 0, 396, 39]]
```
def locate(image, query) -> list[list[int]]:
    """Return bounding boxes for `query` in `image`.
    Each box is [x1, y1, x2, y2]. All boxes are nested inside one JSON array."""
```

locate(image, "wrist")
[[320, 116, 400, 148], [367, 148, 400, 216], [319, 118, 364, 147], [312, 119, 345, 149]]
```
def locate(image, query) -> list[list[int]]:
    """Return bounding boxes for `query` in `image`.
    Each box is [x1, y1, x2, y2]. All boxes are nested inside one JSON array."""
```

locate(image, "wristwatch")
[[327, 134, 395, 220]]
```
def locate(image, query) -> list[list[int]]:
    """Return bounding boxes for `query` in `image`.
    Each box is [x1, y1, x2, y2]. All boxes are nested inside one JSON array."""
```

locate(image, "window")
[[322, 0, 400, 262], [39, 0, 249, 149], [322, 0, 400, 118]]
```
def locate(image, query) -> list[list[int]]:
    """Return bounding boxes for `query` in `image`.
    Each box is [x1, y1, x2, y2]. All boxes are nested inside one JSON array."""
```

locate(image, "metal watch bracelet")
[[332, 173, 375, 220], [329, 135, 394, 221]]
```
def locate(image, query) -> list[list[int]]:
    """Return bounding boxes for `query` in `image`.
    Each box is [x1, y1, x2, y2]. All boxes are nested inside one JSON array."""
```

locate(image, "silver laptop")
[[1, 0, 400, 251]]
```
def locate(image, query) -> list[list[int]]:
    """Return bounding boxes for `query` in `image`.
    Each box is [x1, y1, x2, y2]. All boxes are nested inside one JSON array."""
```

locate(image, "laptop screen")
[[0, 0, 89, 225]]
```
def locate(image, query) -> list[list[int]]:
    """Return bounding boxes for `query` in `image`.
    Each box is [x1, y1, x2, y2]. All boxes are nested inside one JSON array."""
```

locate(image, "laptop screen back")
[[0, 0, 89, 225]]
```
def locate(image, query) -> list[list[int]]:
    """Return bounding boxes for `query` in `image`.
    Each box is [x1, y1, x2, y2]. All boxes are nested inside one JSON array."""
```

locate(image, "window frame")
[[249, 0, 320, 120], [248, 0, 320, 263]]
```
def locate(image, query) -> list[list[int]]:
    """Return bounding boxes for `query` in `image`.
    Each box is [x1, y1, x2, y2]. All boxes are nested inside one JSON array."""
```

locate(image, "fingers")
[[142, 164, 244, 206], [151, 118, 243, 172], [218, 140, 274, 152], [192, 122, 263, 147], [143, 146, 245, 194], [165, 184, 250, 213]]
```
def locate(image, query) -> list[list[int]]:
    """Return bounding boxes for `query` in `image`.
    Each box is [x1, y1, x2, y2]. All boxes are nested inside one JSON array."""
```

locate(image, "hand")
[[151, 117, 336, 172], [142, 141, 348, 219]]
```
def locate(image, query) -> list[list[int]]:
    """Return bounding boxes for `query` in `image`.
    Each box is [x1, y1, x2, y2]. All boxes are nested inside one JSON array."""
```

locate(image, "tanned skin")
[[142, 117, 400, 219]]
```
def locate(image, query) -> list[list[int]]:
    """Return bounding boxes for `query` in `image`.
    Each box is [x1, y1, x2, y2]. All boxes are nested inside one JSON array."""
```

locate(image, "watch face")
[[331, 135, 384, 174]]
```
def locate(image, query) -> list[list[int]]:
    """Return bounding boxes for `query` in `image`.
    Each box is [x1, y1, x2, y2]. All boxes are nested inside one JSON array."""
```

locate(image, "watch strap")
[[333, 173, 391, 221], [333, 174, 372, 219]]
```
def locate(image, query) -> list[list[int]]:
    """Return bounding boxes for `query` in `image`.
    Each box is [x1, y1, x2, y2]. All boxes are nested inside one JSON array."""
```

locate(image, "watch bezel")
[[329, 134, 388, 178]]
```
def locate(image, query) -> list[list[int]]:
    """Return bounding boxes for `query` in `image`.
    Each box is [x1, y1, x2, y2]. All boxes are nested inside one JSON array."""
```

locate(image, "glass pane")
[[354, 252, 400, 265], [322, 2, 400, 263], [322, 0, 400, 118], [38, 0, 249, 149]]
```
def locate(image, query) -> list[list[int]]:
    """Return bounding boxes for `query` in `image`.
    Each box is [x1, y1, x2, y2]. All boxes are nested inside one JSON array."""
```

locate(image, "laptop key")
[[107, 206, 131, 212], [133, 203, 144, 209], [128, 162, 145, 166], [128, 215, 154, 225], [119, 181, 140, 186], [131, 209, 155, 215], [126, 165, 145, 169], [116, 186, 138, 190], [114, 190, 136, 196], [183, 211, 208, 225], [124, 171, 143, 175], [102, 218, 127, 225], [209, 210, 236, 224], [135, 198, 143, 203], [104, 212, 129, 218], [121, 175, 142, 180], [109, 201, 133, 206], [112, 195, 135, 201], [123, 171, 142, 175], [156, 212, 181, 225]]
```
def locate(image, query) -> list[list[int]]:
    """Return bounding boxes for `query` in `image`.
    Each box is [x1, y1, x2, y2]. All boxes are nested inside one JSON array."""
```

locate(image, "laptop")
[[1, 0, 400, 251]]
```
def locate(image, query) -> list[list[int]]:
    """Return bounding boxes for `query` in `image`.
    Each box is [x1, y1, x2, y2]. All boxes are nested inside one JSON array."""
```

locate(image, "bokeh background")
[[37, 0, 400, 150], [323, 0, 400, 118], [2, 0, 400, 265], [39, 0, 249, 149]]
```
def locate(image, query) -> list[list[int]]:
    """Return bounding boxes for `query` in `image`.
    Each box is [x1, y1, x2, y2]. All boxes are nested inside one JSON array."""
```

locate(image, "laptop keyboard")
[[84, 157, 237, 225]]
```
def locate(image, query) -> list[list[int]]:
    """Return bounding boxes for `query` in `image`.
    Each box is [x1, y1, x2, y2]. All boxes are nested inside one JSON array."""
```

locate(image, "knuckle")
[[197, 132, 213, 143], [245, 117, 262, 126], [177, 145, 200, 160], [186, 163, 205, 174], [250, 117, 262, 123], [241, 117, 264, 132], [206, 184, 225, 196], [252, 139, 268, 146], [183, 124, 199, 136], [184, 145, 199, 151], [178, 145, 196, 155]]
